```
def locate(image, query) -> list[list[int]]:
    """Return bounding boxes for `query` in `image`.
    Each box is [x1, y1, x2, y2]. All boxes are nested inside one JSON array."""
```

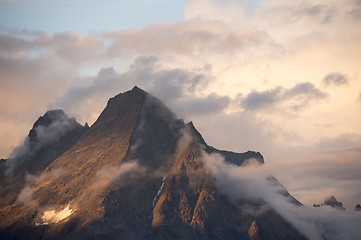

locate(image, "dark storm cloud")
[[323, 72, 349, 86], [241, 82, 327, 111]]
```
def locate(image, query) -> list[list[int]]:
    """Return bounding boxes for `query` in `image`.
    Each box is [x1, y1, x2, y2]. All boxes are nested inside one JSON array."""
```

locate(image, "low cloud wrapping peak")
[[201, 150, 361, 240]]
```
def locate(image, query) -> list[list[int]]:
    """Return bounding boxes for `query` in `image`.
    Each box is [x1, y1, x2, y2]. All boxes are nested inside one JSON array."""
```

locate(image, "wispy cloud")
[[240, 82, 327, 112], [323, 72, 349, 86], [200, 149, 361, 240]]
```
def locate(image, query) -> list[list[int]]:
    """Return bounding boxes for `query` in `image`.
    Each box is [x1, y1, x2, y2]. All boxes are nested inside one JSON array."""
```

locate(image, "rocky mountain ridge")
[[313, 196, 346, 210], [0, 87, 307, 240]]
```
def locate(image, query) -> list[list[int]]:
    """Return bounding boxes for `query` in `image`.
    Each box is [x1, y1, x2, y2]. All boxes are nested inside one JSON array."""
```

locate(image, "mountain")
[[0, 87, 307, 240], [324, 196, 345, 210], [356, 204, 361, 212], [0, 110, 88, 208], [313, 196, 346, 210]]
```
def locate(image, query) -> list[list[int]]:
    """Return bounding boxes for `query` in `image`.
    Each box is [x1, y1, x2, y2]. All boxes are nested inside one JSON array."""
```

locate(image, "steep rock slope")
[[0, 87, 307, 240]]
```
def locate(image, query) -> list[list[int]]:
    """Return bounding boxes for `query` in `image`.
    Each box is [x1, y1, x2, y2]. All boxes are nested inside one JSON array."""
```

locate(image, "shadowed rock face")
[[0, 87, 307, 240], [313, 196, 347, 211], [355, 204, 361, 211], [324, 196, 345, 210], [0, 110, 88, 209]]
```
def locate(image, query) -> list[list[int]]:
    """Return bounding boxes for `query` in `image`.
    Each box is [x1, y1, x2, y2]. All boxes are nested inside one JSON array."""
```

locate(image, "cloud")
[[55, 56, 229, 124], [5, 110, 82, 175], [102, 19, 275, 59], [241, 82, 327, 111], [184, 0, 255, 28], [200, 150, 361, 240], [92, 161, 146, 190], [323, 72, 349, 86], [0, 29, 104, 62], [25, 168, 65, 184], [261, 3, 337, 24], [270, 146, 361, 211], [347, 0, 361, 19], [16, 168, 65, 208], [241, 87, 282, 110], [316, 134, 361, 150], [17, 186, 38, 208], [169, 93, 230, 118]]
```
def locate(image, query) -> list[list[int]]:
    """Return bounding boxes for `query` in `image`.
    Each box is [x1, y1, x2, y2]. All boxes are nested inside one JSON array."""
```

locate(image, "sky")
[[0, 0, 360, 211]]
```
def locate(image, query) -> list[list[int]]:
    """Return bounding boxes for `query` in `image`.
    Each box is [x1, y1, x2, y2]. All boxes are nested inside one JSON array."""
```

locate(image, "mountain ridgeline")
[[0, 87, 307, 240]]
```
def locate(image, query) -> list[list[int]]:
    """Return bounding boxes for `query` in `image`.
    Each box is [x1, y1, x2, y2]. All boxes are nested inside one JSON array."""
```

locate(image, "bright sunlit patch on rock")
[[41, 205, 73, 224]]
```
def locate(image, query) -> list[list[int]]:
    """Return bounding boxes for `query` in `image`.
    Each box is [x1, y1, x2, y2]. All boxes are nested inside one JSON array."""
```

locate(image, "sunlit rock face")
[[0, 87, 306, 240]]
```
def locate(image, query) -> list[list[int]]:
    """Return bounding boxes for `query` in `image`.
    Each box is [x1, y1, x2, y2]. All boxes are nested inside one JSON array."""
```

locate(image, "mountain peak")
[[30, 109, 67, 136], [131, 85, 144, 92], [324, 196, 345, 210], [110, 85, 146, 101], [0, 87, 306, 240], [27, 109, 83, 145]]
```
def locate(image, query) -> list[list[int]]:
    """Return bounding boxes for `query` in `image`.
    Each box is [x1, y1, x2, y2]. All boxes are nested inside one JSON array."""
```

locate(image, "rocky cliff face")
[[0, 87, 307, 240]]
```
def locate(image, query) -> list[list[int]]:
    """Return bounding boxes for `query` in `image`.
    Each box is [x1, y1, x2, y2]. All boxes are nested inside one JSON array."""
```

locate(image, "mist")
[[200, 150, 361, 240], [93, 161, 146, 190], [5, 110, 83, 176], [17, 186, 37, 208]]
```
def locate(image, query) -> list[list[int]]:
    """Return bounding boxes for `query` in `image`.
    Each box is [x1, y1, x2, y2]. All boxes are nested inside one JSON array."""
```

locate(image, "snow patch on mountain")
[[41, 205, 74, 225]]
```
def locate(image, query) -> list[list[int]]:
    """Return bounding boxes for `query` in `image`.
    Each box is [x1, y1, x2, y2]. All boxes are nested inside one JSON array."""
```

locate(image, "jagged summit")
[[31, 109, 67, 129], [0, 87, 306, 240], [313, 196, 346, 210], [0, 109, 87, 210], [7, 109, 87, 172], [324, 196, 345, 210], [28, 109, 84, 143], [92, 85, 147, 128]]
